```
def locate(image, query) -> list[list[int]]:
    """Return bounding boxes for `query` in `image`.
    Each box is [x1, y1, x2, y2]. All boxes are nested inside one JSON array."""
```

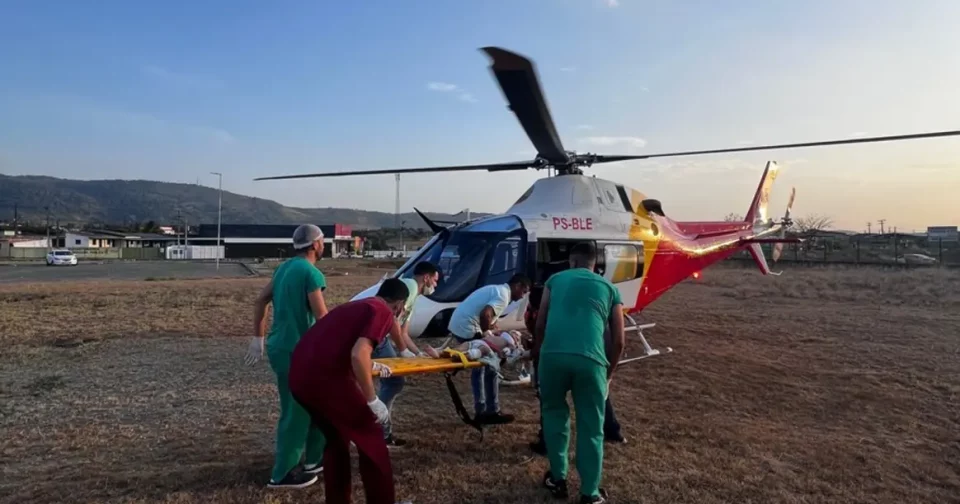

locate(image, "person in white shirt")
[[446, 274, 531, 424]]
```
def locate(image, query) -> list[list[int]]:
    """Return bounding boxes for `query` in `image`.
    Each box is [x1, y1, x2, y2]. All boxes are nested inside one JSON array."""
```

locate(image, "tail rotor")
[[772, 187, 797, 263]]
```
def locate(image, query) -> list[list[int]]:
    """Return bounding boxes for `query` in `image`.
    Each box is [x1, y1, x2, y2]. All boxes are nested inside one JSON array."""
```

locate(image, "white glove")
[[399, 348, 417, 359], [367, 397, 390, 424], [466, 348, 482, 360], [244, 336, 264, 366], [372, 361, 393, 378]]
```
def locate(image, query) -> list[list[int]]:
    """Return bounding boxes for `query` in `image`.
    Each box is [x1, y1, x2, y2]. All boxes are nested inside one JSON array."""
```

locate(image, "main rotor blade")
[[253, 160, 535, 181], [589, 129, 960, 164], [481, 46, 568, 163]]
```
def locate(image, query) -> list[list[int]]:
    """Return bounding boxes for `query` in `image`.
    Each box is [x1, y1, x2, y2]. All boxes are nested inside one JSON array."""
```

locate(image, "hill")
[[0, 174, 490, 230]]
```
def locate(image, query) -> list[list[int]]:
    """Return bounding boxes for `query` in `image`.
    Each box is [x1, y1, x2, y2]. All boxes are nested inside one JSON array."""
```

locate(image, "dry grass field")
[[2, 262, 960, 504]]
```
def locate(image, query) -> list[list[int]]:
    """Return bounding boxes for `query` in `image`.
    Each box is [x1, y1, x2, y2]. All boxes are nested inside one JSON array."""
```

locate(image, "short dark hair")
[[508, 273, 532, 289], [570, 242, 597, 263], [376, 278, 410, 303], [412, 261, 439, 277]]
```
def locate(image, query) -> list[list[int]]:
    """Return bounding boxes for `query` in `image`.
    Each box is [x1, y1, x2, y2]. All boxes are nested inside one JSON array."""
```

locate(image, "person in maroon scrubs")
[[288, 278, 410, 504]]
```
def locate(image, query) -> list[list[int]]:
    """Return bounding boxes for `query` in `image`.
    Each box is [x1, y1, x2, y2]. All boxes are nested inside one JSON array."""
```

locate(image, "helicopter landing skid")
[[618, 314, 672, 366]]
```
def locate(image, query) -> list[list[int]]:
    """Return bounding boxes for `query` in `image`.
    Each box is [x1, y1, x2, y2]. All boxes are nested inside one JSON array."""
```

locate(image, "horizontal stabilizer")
[[740, 237, 803, 244]]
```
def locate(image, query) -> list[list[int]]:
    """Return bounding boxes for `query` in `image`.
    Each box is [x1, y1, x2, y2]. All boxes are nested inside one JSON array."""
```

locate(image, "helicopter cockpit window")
[[463, 215, 523, 233]]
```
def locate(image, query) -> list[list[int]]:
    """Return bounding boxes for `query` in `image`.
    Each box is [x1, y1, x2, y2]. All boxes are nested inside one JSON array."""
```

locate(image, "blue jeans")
[[458, 334, 500, 415], [372, 338, 405, 438]]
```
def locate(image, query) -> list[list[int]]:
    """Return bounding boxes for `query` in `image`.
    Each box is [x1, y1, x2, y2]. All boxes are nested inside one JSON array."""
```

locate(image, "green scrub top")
[[397, 278, 420, 327], [266, 256, 327, 352], [540, 267, 622, 367]]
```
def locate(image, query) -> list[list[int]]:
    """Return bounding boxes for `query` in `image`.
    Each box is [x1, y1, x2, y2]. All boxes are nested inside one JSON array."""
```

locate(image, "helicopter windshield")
[[399, 215, 526, 303]]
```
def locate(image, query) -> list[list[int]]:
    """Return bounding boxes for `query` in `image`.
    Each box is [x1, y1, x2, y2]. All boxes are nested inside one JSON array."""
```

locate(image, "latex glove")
[[368, 397, 390, 424], [399, 348, 417, 359], [422, 346, 440, 358], [372, 361, 393, 378], [244, 336, 264, 366]]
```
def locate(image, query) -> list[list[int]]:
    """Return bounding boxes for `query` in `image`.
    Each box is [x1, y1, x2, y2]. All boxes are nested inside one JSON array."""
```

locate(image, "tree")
[[794, 214, 834, 234], [723, 213, 744, 222]]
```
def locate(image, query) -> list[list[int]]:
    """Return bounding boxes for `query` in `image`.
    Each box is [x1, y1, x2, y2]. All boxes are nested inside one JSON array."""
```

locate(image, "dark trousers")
[[291, 376, 395, 504]]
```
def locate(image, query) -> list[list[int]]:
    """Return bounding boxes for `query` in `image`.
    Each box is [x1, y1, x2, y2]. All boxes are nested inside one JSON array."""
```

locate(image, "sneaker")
[[302, 462, 323, 475], [384, 434, 407, 448], [267, 469, 318, 489], [477, 411, 515, 425], [542, 471, 568, 499], [579, 488, 609, 503]]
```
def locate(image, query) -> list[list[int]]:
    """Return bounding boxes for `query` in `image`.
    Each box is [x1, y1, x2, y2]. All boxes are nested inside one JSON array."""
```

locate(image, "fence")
[[729, 235, 960, 268], [2, 247, 164, 261]]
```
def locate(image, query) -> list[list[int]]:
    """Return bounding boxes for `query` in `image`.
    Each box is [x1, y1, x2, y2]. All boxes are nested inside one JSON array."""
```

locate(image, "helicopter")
[[256, 46, 960, 363]]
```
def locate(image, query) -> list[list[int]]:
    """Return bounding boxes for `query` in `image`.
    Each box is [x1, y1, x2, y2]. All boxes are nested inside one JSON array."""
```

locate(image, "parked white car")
[[46, 249, 78, 266]]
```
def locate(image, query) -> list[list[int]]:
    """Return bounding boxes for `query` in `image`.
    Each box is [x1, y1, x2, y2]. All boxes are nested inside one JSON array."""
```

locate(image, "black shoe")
[[529, 438, 547, 456], [579, 488, 609, 503], [267, 469, 318, 489], [477, 411, 515, 424], [605, 432, 627, 444], [542, 471, 568, 499], [385, 434, 407, 448]]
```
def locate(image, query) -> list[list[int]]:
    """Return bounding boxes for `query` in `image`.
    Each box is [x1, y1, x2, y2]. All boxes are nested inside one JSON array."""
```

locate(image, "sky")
[[1, 0, 959, 232]]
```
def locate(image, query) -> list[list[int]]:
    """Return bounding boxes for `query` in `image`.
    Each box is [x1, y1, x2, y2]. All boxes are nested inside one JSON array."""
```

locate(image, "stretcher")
[[371, 350, 488, 439]]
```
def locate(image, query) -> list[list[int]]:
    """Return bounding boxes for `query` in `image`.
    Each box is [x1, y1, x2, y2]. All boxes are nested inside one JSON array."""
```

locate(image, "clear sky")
[[1, 0, 958, 232]]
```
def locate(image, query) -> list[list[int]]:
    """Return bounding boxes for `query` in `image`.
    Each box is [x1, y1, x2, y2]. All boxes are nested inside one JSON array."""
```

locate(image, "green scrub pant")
[[267, 346, 325, 482], [538, 352, 608, 499]]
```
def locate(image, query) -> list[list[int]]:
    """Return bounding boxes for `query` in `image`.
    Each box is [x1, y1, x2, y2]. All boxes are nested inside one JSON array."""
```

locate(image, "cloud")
[[426, 81, 477, 103], [605, 0, 620, 7], [638, 86, 650, 92], [576, 124, 595, 130], [427, 81, 458, 92], [141, 65, 223, 89], [579, 136, 648, 150], [560, 66, 577, 73]]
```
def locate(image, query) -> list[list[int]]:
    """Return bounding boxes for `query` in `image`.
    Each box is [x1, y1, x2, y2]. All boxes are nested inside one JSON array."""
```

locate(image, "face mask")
[[422, 284, 436, 296]]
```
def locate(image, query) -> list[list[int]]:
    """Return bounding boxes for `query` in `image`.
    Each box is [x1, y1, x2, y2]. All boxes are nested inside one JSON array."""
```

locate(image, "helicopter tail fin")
[[744, 161, 780, 225]]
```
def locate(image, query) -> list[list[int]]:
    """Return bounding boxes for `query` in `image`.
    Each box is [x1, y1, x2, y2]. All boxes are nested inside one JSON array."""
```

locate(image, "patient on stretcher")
[[436, 330, 529, 373]]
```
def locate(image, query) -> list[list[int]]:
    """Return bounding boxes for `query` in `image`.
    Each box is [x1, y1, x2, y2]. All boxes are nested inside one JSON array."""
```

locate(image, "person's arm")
[[606, 298, 625, 380], [479, 305, 497, 332], [351, 337, 378, 401], [386, 317, 409, 352], [252, 280, 274, 337], [306, 268, 328, 321], [532, 287, 551, 366]]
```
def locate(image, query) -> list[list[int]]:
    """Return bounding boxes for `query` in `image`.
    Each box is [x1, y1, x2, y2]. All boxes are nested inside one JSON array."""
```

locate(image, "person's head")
[[507, 273, 532, 301], [569, 241, 597, 270], [411, 261, 440, 296], [375, 278, 410, 319], [292, 224, 324, 260]]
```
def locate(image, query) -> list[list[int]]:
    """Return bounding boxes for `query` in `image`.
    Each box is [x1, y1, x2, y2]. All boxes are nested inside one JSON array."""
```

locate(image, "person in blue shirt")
[[446, 273, 532, 424]]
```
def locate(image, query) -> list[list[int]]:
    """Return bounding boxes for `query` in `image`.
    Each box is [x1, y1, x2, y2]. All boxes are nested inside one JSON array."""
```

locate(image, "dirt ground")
[[2, 262, 959, 504]]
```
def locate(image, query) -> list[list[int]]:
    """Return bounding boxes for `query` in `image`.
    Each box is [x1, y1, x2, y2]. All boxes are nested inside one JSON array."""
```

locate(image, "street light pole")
[[210, 172, 222, 270]]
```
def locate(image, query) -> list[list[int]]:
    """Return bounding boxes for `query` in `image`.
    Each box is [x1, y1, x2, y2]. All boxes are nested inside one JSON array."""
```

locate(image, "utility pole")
[[394, 173, 400, 229], [400, 219, 406, 256], [877, 219, 886, 235], [866, 222, 871, 234], [44, 206, 51, 250], [210, 171, 222, 270]]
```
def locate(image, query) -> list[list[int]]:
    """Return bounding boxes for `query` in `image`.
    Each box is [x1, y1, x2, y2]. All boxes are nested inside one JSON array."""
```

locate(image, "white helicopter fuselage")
[[349, 173, 663, 338]]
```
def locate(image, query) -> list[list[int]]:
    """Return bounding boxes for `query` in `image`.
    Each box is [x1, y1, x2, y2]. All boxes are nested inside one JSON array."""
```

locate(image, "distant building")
[[62, 230, 178, 249], [191, 224, 359, 259], [927, 226, 958, 242]]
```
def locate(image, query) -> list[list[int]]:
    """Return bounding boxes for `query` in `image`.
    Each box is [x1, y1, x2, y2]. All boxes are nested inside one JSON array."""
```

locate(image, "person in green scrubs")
[[532, 241, 625, 504], [245, 224, 330, 489]]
